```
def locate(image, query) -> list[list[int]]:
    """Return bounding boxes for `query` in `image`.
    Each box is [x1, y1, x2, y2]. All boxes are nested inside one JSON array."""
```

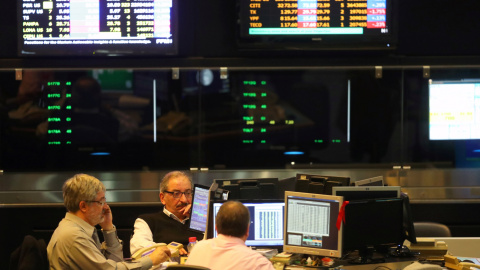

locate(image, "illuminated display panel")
[[18, 0, 178, 56], [237, 72, 350, 153], [212, 201, 285, 248], [189, 184, 211, 234], [284, 191, 343, 258], [429, 79, 480, 140], [238, 0, 396, 50]]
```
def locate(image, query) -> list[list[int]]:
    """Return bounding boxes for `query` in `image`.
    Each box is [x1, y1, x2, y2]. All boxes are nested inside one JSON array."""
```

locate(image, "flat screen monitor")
[[18, 0, 178, 56], [354, 176, 384, 186], [332, 186, 400, 201], [237, 0, 397, 51], [343, 197, 405, 264], [284, 191, 343, 258], [295, 173, 350, 195], [188, 184, 211, 235], [212, 200, 285, 248], [213, 178, 279, 200], [429, 79, 480, 140]]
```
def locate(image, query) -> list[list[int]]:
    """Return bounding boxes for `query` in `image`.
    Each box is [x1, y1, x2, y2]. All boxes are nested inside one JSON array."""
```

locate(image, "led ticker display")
[[42, 81, 73, 145], [18, 0, 178, 56], [239, 75, 349, 149], [238, 0, 395, 50]]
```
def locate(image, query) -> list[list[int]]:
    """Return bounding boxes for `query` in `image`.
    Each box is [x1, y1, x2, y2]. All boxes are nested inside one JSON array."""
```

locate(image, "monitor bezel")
[[342, 197, 405, 255], [284, 191, 343, 258]]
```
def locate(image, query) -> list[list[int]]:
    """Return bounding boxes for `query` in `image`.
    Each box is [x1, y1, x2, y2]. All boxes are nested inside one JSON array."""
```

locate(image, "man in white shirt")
[[130, 171, 204, 257], [186, 201, 275, 270]]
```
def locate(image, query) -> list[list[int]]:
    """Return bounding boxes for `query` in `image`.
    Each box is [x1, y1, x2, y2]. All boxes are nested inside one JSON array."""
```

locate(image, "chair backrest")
[[9, 235, 49, 270], [166, 265, 211, 270], [414, 222, 452, 237]]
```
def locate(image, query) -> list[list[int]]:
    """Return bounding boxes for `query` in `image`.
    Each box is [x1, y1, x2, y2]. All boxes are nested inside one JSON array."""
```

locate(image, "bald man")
[[186, 201, 275, 270]]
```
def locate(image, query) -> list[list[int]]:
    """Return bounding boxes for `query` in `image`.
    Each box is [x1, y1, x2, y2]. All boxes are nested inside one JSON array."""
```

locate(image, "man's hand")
[[99, 204, 114, 231], [179, 203, 192, 217], [179, 248, 188, 256], [148, 246, 171, 265]]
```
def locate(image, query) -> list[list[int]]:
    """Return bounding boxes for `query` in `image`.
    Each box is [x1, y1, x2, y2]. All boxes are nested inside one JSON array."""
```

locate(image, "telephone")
[[444, 254, 480, 270], [131, 242, 184, 261]]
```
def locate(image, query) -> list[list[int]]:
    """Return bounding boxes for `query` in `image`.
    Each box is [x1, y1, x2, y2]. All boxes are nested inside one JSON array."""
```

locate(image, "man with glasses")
[[130, 171, 204, 257], [47, 174, 171, 270]]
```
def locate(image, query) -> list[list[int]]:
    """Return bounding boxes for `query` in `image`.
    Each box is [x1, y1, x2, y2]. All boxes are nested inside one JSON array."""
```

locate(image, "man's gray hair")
[[159, 171, 193, 193], [63, 174, 105, 212]]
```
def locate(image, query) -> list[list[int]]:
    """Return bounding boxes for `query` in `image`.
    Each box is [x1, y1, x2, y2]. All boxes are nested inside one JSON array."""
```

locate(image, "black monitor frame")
[[295, 173, 350, 195], [342, 197, 405, 264], [213, 178, 280, 200]]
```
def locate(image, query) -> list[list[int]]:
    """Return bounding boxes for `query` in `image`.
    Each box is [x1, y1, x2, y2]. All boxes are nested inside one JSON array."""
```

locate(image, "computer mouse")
[[402, 261, 443, 270]]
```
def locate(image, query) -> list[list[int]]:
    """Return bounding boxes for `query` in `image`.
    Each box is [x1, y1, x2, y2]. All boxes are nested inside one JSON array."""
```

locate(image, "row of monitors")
[[187, 183, 414, 263], [18, 0, 396, 57], [208, 173, 382, 201]]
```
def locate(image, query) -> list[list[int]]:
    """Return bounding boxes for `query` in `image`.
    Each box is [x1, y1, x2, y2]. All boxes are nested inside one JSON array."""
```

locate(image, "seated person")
[[186, 201, 275, 270], [47, 173, 171, 270], [130, 171, 204, 256]]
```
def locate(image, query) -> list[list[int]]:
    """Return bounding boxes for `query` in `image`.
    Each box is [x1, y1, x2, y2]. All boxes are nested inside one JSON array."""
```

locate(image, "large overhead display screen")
[[238, 0, 396, 50], [18, 0, 178, 56]]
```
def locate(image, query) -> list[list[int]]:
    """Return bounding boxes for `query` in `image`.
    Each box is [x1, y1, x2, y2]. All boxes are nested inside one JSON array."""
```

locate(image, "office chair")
[[166, 265, 211, 270], [9, 235, 49, 270], [414, 222, 452, 237]]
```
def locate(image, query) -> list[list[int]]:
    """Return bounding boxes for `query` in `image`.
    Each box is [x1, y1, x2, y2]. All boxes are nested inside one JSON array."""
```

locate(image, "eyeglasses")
[[163, 190, 193, 199], [86, 200, 107, 207]]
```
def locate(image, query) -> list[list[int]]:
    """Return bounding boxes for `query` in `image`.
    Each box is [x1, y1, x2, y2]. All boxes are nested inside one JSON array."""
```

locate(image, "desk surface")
[[427, 237, 480, 258], [285, 260, 416, 270]]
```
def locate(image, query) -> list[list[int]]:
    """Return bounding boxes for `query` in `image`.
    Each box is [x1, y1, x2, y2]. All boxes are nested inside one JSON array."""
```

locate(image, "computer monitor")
[[332, 186, 401, 201], [429, 79, 480, 140], [295, 173, 350, 195], [211, 200, 285, 249], [213, 178, 280, 200], [188, 184, 211, 236], [18, 0, 178, 56], [236, 0, 398, 51], [283, 191, 343, 258], [343, 197, 405, 264], [354, 176, 384, 187]]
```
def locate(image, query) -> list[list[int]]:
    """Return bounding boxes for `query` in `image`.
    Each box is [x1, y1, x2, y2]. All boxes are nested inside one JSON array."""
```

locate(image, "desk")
[[283, 238, 480, 270], [427, 237, 480, 258], [283, 258, 417, 270]]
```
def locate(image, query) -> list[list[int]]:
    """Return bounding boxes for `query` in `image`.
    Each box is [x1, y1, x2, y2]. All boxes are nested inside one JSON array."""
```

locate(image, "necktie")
[[92, 229, 102, 250]]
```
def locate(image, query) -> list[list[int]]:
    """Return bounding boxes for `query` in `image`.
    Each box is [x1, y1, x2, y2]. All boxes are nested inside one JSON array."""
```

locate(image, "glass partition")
[[1, 66, 479, 172]]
